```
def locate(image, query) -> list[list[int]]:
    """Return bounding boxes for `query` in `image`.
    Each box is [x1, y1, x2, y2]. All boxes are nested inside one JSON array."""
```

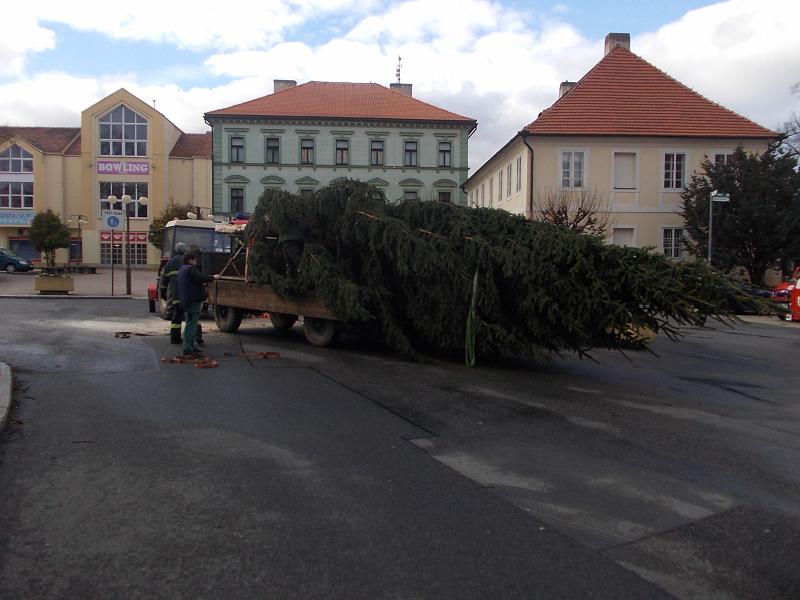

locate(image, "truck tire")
[[303, 317, 339, 347], [270, 312, 298, 331], [215, 305, 243, 333]]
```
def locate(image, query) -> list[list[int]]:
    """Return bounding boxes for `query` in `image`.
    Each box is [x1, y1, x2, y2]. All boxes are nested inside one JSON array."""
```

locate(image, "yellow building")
[[0, 89, 211, 268], [464, 33, 776, 258]]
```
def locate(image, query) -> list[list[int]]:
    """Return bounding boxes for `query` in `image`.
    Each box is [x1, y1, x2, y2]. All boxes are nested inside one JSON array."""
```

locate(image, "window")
[[404, 190, 418, 201], [663, 227, 686, 258], [480, 184, 485, 207], [265, 138, 280, 164], [300, 189, 314, 199], [300, 139, 315, 164], [516, 156, 522, 191], [335, 139, 349, 165], [230, 137, 245, 163], [230, 188, 244, 214], [489, 177, 494, 206], [612, 227, 635, 247], [0, 182, 34, 208], [561, 151, 584, 188], [714, 153, 734, 167], [99, 105, 147, 156], [404, 141, 418, 167], [614, 152, 637, 190], [506, 164, 512, 196], [371, 140, 384, 166], [498, 170, 503, 200], [0, 144, 33, 172], [664, 153, 686, 189], [438, 191, 452, 203], [99, 182, 148, 217], [438, 141, 452, 167], [100, 241, 147, 266]]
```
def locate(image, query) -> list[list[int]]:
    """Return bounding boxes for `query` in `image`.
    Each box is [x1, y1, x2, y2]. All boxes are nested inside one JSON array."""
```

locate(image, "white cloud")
[[0, 10, 55, 76], [0, 0, 798, 172]]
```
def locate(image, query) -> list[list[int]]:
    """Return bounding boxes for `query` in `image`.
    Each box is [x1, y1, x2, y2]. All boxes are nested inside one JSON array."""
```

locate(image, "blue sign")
[[0, 210, 35, 226], [108, 216, 120, 228]]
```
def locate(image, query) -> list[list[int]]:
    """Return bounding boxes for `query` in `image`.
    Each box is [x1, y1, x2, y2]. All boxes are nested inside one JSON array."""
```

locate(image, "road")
[[0, 298, 799, 599]]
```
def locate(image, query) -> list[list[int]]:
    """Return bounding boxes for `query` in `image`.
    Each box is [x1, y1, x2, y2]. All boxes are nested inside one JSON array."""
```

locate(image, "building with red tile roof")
[[204, 80, 477, 213], [465, 33, 776, 257]]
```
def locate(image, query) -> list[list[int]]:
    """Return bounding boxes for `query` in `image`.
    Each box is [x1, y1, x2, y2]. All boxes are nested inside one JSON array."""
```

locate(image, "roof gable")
[[205, 81, 475, 125], [524, 46, 776, 139]]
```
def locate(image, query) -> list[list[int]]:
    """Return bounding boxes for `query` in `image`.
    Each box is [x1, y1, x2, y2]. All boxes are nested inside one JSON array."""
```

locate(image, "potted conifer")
[[29, 209, 74, 294]]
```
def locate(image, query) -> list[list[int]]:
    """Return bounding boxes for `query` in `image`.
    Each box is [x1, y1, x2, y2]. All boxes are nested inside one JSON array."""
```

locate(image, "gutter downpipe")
[[521, 132, 535, 220]]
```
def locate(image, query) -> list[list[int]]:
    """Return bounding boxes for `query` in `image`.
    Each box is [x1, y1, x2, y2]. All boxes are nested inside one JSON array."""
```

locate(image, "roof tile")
[[0, 127, 81, 153], [524, 46, 776, 138], [206, 81, 475, 125], [170, 132, 212, 158]]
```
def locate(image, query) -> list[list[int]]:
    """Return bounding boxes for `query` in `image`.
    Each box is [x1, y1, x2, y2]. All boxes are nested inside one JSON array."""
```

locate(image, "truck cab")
[[147, 217, 235, 315]]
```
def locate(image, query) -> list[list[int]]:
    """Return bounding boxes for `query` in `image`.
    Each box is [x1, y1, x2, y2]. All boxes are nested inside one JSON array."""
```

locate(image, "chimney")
[[559, 81, 576, 98], [390, 83, 413, 97], [604, 32, 630, 55], [273, 79, 297, 93]]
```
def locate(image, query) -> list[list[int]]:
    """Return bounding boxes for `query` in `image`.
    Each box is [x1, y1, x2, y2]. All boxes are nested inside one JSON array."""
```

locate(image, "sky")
[[2, 0, 799, 171]]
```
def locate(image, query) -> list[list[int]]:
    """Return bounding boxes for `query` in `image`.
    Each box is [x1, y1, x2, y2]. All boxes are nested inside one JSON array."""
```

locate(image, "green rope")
[[465, 268, 479, 367]]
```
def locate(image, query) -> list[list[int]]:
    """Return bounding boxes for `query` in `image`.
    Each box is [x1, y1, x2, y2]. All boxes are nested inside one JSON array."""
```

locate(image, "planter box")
[[34, 275, 75, 295]]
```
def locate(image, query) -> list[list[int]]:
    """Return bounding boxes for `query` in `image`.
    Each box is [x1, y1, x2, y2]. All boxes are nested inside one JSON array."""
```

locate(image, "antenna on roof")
[[152, 99, 156, 109], [396, 56, 402, 84]]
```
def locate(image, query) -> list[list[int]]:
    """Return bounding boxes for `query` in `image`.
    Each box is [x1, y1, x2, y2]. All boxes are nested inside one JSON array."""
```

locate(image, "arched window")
[[0, 144, 33, 173], [99, 105, 148, 157]]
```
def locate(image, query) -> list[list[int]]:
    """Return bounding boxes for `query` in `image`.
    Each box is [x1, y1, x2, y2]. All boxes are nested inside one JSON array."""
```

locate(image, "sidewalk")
[[0, 268, 155, 298]]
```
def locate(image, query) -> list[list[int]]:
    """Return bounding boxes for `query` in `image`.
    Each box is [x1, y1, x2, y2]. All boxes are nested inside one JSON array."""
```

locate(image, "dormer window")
[[99, 105, 148, 157], [0, 144, 33, 173]]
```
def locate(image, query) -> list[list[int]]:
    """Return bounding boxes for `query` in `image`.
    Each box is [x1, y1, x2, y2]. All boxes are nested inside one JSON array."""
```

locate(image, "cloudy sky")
[[2, 0, 798, 170]]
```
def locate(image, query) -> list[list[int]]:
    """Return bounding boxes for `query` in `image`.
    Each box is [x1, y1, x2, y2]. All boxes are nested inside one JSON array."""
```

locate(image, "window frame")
[[230, 187, 245, 214], [506, 163, 512, 196], [662, 227, 687, 259], [613, 151, 638, 191], [0, 181, 34, 209], [663, 152, 687, 190], [335, 139, 350, 166], [404, 141, 418, 167], [370, 139, 385, 166], [265, 137, 280, 165], [98, 182, 148, 218], [516, 156, 522, 192], [560, 150, 585, 189], [0, 144, 34, 173], [98, 105, 148, 157], [438, 141, 452, 167], [230, 136, 245, 163], [300, 138, 315, 165]]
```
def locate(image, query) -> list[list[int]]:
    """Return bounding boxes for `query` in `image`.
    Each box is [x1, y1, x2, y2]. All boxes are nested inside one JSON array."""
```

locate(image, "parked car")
[[726, 280, 775, 315], [0, 248, 34, 273]]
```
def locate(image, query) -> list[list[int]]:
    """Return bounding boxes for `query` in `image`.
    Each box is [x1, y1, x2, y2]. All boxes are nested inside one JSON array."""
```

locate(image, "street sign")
[[710, 190, 730, 202], [101, 209, 125, 230]]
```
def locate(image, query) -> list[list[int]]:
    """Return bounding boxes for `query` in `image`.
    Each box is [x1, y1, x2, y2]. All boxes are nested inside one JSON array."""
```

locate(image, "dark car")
[[0, 248, 34, 273], [727, 280, 775, 314]]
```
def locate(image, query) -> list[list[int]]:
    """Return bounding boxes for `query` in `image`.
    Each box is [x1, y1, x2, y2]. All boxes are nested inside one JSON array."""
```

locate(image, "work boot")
[[170, 333, 182, 344]]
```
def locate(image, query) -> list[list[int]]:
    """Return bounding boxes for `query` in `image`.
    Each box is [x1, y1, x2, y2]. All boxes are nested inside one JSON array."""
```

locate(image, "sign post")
[[708, 190, 730, 265], [102, 210, 124, 296]]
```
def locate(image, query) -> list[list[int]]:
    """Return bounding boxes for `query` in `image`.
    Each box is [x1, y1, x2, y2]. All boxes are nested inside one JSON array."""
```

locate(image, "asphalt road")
[[1, 298, 799, 599]]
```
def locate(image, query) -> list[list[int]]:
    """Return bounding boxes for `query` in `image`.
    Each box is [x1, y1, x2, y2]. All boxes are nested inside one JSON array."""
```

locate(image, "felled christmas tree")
[[245, 180, 744, 363]]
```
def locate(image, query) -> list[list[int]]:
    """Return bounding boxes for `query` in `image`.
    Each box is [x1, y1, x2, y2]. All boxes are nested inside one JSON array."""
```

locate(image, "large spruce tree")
[[681, 146, 800, 286]]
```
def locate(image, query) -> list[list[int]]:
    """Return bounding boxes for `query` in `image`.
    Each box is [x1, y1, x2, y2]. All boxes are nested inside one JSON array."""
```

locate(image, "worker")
[[177, 251, 220, 357], [160, 243, 206, 345]]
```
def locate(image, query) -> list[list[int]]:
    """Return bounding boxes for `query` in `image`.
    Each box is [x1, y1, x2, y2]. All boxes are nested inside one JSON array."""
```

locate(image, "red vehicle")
[[147, 217, 234, 317], [773, 266, 800, 319], [790, 275, 800, 322]]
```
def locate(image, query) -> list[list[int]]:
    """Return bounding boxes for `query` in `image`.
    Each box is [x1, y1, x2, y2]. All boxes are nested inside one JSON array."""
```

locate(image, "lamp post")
[[707, 189, 730, 266], [67, 214, 87, 266], [107, 194, 148, 295]]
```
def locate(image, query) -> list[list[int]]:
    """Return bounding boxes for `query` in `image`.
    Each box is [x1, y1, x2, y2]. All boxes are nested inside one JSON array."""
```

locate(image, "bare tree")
[[533, 187, 612, 236], [779, 82, 800, 158]]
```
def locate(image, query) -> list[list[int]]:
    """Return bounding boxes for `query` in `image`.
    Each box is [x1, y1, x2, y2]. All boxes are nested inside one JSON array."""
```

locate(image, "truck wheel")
[[215, 305, 243, 333], [303, 317, 339, 347], [270, 312, 298, 331]]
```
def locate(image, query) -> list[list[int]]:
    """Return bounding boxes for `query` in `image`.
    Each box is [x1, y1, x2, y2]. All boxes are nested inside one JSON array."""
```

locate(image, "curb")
[[0, 362, 11, 432]]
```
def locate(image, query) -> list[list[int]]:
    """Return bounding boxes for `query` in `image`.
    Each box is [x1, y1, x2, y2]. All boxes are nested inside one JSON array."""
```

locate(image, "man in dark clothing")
[[177, 252, 220, 357], [159, 242, 187, 344]]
